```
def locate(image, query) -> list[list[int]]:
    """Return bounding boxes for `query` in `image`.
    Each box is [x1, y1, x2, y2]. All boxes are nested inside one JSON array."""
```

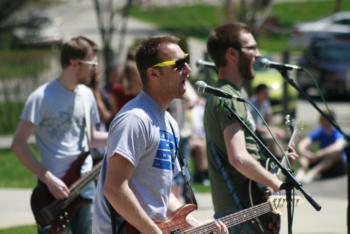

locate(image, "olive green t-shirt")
[[204, 79, 268, 214]]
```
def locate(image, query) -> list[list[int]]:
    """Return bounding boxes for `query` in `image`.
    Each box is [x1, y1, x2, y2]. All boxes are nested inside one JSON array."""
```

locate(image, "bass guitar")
[[30, 152, 102, 234], [120, 195, 301, 234]]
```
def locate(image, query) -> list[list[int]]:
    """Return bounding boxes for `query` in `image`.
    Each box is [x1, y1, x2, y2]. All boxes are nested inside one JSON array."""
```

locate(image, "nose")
[[183, 63, 191, 76], [255, 48, 261, 57], [185, 63, 192, 73]]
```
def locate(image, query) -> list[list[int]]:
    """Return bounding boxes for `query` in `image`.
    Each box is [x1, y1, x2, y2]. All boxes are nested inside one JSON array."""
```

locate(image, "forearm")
[[104, 182, 161, 234], [224, 125, 282, 191], [298, 138, 312, 156], [94, 90, 113, 123], [167, 192, 183, 214], [230, 153, 282, 192], [11, 140, 49, 182], [316, 140, 345, 158], [90, 130, 108, 148]]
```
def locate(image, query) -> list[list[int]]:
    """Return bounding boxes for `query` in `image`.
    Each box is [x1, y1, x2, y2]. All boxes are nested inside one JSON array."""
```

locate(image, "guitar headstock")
[[284, 114, 296, 133], [268, 195, 302, 214]]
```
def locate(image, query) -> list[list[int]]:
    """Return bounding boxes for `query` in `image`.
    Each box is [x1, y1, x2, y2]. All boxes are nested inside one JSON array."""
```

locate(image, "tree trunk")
[[334, 0, 342, 12]]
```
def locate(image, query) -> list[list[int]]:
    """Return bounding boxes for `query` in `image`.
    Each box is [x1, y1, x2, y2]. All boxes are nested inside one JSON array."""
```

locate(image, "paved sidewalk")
[[0, 176, 347, 233], [0, 135, 13, 149]]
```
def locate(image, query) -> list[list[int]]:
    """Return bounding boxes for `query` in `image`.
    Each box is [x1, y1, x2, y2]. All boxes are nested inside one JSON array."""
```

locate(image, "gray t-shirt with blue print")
[[93, 91, 180, 234]]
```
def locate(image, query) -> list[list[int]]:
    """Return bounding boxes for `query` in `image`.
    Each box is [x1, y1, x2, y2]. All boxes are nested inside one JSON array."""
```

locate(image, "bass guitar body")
[[119, 204, 196, 234], [30, 152, 91, 234], [248, 179, 281, 234]]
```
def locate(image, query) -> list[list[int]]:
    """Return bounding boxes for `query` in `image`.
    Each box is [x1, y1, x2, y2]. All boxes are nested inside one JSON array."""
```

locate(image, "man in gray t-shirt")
[[12, 36, 108, 234], [93, 36, 228, 234]]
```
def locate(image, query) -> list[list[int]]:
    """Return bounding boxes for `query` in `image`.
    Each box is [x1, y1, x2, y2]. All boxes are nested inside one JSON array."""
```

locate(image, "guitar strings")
[[184, 202, 271, 234]]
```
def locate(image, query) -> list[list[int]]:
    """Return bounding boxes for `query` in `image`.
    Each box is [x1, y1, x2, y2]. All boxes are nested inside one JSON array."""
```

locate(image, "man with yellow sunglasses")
[[93, 35, 228, 234]]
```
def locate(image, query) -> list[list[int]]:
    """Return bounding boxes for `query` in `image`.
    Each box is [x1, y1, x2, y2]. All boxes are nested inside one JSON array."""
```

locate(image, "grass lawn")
[[0, 225, 36, 234], [0, 148, 36, 188], [129, 1, 350, 52], [0, 147, 210, 191]]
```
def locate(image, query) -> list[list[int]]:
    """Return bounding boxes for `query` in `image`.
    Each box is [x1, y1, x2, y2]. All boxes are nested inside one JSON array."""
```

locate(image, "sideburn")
[[238, 52, 254, 81]]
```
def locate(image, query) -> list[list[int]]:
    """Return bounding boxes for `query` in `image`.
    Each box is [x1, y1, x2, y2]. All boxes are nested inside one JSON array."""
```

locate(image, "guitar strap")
[[169, 121, 198, 207], [81, 86, 91, 147], [207, 140, 243, 210]]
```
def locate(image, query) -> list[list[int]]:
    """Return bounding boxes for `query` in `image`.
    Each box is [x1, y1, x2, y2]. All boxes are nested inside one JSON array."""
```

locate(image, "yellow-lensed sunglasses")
[[152, 54, 190, 70]]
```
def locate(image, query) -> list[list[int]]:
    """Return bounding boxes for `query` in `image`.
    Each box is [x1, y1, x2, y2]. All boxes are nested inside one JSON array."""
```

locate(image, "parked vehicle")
[[297, 32, 350, 99], [289, 11, 350, 48], [4, 11, 63, 47]]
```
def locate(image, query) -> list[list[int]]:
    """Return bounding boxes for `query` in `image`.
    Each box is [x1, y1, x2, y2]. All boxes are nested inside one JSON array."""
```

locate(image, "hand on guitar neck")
[[30, 151, 101, 234], [277, 115, 301, 181]]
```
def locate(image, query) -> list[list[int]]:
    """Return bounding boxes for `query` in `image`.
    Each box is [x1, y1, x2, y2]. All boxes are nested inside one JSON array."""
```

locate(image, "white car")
[[289, 11, 350, 48]]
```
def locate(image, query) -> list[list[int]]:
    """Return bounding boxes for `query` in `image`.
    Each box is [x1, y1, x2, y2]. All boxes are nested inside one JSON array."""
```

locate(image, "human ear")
[[226, 47, 239, 64], [70, 59, 79, 68], [146, 67, 160, 81]]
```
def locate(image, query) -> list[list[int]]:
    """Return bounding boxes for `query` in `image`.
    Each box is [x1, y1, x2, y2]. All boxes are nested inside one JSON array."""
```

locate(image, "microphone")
[[259, 57, 302, 71], [195, 80, 245, 101], [195, 59, 216, 68]]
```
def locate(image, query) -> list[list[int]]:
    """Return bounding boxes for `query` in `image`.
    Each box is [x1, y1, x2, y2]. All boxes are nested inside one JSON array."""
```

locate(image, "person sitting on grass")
[[297, 110, 346, 183]]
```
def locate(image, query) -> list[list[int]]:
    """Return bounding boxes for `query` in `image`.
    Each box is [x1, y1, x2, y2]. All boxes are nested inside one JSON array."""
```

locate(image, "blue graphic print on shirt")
[[153, 130, 177, 171]]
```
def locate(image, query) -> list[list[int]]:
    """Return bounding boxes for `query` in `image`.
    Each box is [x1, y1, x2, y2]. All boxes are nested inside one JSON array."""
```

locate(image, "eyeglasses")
[[79, 60, 98, 68], [152, 54, 190, 71], [239, 45, 258, 52]]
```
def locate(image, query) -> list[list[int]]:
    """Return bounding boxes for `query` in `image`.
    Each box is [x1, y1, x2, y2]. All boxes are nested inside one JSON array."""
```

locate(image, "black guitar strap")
[[169, 121, 198, 207], [108, 200, 117, 234], [207, 140, 243, 210]]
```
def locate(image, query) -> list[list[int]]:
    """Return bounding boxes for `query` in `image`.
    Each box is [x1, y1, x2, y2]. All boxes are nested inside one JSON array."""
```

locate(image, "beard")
[[238, 52, 255, 81]]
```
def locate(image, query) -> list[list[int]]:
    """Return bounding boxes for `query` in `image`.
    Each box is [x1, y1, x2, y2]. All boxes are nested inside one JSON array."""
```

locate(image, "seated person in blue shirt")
[[297, 110, 346, 183]]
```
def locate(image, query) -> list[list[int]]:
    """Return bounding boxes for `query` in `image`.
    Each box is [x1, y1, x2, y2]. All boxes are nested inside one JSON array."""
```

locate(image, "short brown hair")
[[60, 36, 98, 68], [207, 23, 251, 67], [135, 35, 180, 84]]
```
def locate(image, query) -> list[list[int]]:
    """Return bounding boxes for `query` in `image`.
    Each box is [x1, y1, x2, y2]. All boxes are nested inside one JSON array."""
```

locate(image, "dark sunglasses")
[[152, 54, 190, 70]]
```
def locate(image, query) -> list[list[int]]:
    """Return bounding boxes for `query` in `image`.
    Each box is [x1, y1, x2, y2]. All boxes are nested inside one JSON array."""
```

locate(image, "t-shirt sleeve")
[[85, 87, 100, 125], [217, 97, 242, 130], [106, 112, 148, 166], [334, 130, 344, 140], [309, 127, 322, 142], [264, 101, 272, 115], [20, 91, 42, 126]]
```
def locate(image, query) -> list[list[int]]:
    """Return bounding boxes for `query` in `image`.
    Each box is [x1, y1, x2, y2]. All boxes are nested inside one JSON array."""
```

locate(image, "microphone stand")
[[276, 67, 350, 234], [218, 98, 321, 234]]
